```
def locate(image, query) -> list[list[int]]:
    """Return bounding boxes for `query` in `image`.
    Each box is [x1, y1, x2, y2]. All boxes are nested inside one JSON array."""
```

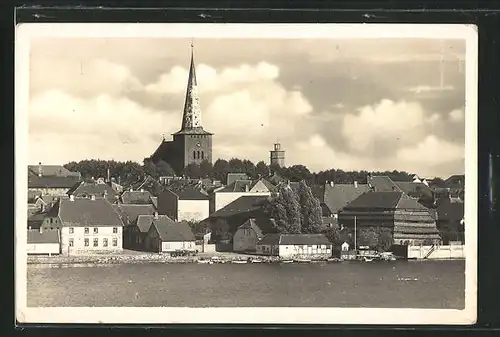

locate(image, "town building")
[[436, 196, 465, 244], [44, 196, 124, 255], [127, 213, 173, 250], [120, 189, 154, 205], [269, 142, 285, 167], [338, 191, 442, 246], [67, 181, 118, 203], [213, 177, 275, 212], [226, 173, 250, 186], [28, 163, 81, 178], [28, 175, 81, 196], [157, 185, 210, 222], [144, 216, 196, 254], [232, 218, 272, 252], [256, 234, 332, 259], [27, 228, 60, 255], [112, 203, 156, 248], [147, 45, 213, 175]]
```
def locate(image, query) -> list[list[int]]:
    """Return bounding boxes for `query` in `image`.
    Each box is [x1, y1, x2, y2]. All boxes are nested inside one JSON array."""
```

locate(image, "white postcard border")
[[15, 23, 478, 325]]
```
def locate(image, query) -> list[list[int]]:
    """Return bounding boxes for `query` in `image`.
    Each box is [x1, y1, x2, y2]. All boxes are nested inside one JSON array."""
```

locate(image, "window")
[[84, 227, 89, 234], [193, 151, 196, 159], [93, 227, 99, 234], [84, 238, 89, 247], [103, 238, 108, 247], [201, 151, 204, 160], [69, 227, 74, 234], [69, 239, 74, 247], [93, 238, 99, 247], [50, 218, 53, 224], [112, 238, 118, 247], [113, 227, 118, 234]]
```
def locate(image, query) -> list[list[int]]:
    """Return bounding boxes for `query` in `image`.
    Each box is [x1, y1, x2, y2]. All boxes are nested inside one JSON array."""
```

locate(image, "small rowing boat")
[[231, 260, 248, 264]]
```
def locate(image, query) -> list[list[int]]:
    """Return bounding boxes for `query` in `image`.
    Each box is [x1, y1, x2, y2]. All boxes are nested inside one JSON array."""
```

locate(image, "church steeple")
[[179, 42, 203, 131]]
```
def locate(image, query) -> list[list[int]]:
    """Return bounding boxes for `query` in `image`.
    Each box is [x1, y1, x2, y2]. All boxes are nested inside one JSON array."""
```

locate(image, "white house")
[[46, 196, 124, 255], [232, 218, 265, 252], [214, 178, 275, 212], [27, 228, 60, 255], [144, 216, 196, 254], [341, 241, 350, 252], [157, 187, 209, 222], [256, 234, 332, 259]]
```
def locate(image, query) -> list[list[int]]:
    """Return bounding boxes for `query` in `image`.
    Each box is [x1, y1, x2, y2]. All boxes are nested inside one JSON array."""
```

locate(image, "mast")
[[354, 215, 357, 251]]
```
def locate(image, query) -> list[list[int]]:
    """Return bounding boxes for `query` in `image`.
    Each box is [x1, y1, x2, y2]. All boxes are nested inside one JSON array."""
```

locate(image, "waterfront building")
[[232, 218, 268, 253], [45, 196, 124, 255], [27, 228, 60, 256], [144, 216, 196, 254], [157, 185, 209, 222], [112, 203, 156, 249], [255, 234, 332, 259], [147, 45, 213, 175]]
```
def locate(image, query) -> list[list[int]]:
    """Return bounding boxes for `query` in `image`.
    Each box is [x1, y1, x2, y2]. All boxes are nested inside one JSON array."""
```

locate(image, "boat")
[[197, 259, 213, 264], [280, 260, 293, 264], [295, 259, 312, 263], [327, 258, 342, 262], [362, 256, 375, 262], [380, 252, 397, 261], [250, 259, 262, 263], [231, 260, 248, 264]]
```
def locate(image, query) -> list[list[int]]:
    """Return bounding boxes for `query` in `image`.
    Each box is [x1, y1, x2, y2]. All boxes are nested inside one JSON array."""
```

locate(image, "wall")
[[157, 189, 178, 220], [278, 244, 332, 259], [407, 244, 465, 259], [256, 244, 278, 256], [27, 243, 60, 255], [214, 192, 270, 212], [233, 228, 259, 252], [28, 187, 70, 196], [178, 199, 209, 222], [161, 240, 196, 253], [181, 134, 212, 168], [61, 226, 123, 256]]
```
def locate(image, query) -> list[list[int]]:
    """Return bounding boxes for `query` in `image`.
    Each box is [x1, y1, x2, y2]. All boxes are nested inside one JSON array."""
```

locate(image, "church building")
[[147, 45, 213, 175]]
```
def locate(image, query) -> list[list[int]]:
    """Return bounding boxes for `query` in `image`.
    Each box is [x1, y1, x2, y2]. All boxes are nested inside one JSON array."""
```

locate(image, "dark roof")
[[209, 195, 270, 218], [445, 174, 465, 188], [112, 204, 156, 226], [28, 165, 80, 177], [28, 212, 46, 223], [395, 182, 432, 195], [136, 214, 173, 233], [227, 173, 249, 185], [237, 218, 264, 238], [167, 186, 209, 200], [28, 175, 81, 189], [217, 178, 276, 193], [172, 126, 213, 136], [67, 182, 117, 203], [367, 176, 402, 192], [343, 191, 403, 210], [58, 197, 124, 227], [312, 183, 371, 214], [258, 234, 331, 246], [36, 195, 59, 206], [152, 218, 196, 242], [121, 190, 153, 204], [395, 193, 430, 210], [27, 229, 60, 244], [437, 198, 464, 222]]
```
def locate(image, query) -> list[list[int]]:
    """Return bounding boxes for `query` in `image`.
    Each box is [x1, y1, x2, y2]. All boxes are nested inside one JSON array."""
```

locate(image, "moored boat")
[[231, 260, 248, 264]]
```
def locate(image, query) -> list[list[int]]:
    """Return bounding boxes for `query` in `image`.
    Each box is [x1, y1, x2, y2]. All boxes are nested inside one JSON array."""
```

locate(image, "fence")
[[407, 244, 465, 259]]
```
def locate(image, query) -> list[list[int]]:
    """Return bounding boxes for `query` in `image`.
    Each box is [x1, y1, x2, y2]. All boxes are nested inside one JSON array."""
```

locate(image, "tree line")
[[64, 158, 417, 187]]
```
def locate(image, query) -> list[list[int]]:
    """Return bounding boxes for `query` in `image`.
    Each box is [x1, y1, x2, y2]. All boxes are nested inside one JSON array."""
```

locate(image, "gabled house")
[[28, 175, 81, 196], [338, 191, 442, 246], [232, 218, 274, 252], [394, 181, 435, 208], [129, 213, 174, 250], [112, 204, 156, 249], [120, 189, 154, 205], [366, 175, 402, 192], [27, 228, 60, 255], [67, 181, 118, 203], [256, 234, 332, 259], [214, 178, 276, 212], [46, 196, 124, 255], [157, 185, 210, 222], [311, 181, 371, 220], [34, 195, 60, 213], [144, 216, 196, 254]]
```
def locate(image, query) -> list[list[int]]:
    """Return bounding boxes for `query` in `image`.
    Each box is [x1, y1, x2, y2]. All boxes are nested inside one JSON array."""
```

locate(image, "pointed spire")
[[180, 41, 202, 130]]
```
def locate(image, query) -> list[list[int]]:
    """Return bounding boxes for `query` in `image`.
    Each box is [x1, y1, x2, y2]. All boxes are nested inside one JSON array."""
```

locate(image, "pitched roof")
[[395, 193, 430, 211], [217, 178, 276, 193], [312, 183, 371, 214], [36, 195, 60, 206], [152, 218, 196, 242], [112, 204, 156, 226], [367, 176, 402, 192], [227, 173, 249, 185], [395, 181, 432, 195], [121, 190, 153, 204], [237, 218, 264, 238], [28, 175, 81, 189], [27, 229, 60, 244], [167, 186, 209, 200], [58, 197, 124, 227], [28, 165, 80, 177], [67, 181, 117, 202], [137, 214, 173, 233], [258, 233, 332, 246], [150, 196, 158, 209], [209, 195, 270, 218], [343, 191, 403, 210]]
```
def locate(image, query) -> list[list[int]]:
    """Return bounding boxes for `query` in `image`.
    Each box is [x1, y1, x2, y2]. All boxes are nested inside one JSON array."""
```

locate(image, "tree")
[[156, 160, 176, 177], [357, 227, 379, 248], [199, 160, 213, 178], [255, 161, 269, 178], [212, 159, 230, 183], [242, 159, 257, 179], [322, 224, 342, 246], [296, 180, 325, 234], [265, 185, 301, 234], [287, 165, 313, 183], [228, 158, 246, 173], [377, 227, 393, 252], [143, 160, 159, 178], [184, 163, 201, 178]]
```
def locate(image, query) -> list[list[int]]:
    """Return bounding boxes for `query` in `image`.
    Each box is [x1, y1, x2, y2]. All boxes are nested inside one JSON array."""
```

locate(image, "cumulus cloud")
[[396, 134, 464, 166], [449, 108, 465, 122]]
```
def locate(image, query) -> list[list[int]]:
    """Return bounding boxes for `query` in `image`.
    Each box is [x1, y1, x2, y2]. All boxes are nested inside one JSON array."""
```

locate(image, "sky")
[[27, 37, 466, 178]]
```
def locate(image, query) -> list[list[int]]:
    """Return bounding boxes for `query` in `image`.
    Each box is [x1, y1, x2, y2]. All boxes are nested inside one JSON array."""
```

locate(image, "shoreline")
[[27, 254, 465, 267]]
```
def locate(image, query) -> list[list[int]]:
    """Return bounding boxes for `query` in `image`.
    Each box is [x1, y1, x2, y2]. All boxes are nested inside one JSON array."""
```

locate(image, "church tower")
[[270, 142, 285, 167], [148, 43, 213, 175]]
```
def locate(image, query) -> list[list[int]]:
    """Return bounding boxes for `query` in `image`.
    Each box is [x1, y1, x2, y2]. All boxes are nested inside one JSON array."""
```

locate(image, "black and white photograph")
[[15, 23, 477, 324]]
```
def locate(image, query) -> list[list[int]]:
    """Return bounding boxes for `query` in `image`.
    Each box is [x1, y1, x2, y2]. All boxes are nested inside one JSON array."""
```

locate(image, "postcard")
[[15, 23, 477, 325]]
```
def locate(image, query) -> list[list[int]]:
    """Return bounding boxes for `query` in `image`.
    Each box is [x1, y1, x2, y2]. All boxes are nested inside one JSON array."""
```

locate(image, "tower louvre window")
[[193, 151, 196, 159], [201, 151, 204, 160]]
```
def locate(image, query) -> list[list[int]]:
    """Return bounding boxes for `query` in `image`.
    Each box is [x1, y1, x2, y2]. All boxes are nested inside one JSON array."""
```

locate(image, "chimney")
[[154, 211, 159, 219], [354, 181, 358, 189], [140, 188, 144, 193], [129, 187, 133, 192], [39, 226, 43, 234], [28, 225, 32, 230], [107, 168, 110, 183], [91, 195, 96, 200], [38, 162, 42, 177], [69, 194, 74, 201], [330, 181, 334, 187], [245, 184, 249, 192]]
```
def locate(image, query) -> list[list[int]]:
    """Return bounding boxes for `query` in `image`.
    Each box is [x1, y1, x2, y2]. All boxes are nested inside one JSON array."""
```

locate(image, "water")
[[27, 260, 465, 308]]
